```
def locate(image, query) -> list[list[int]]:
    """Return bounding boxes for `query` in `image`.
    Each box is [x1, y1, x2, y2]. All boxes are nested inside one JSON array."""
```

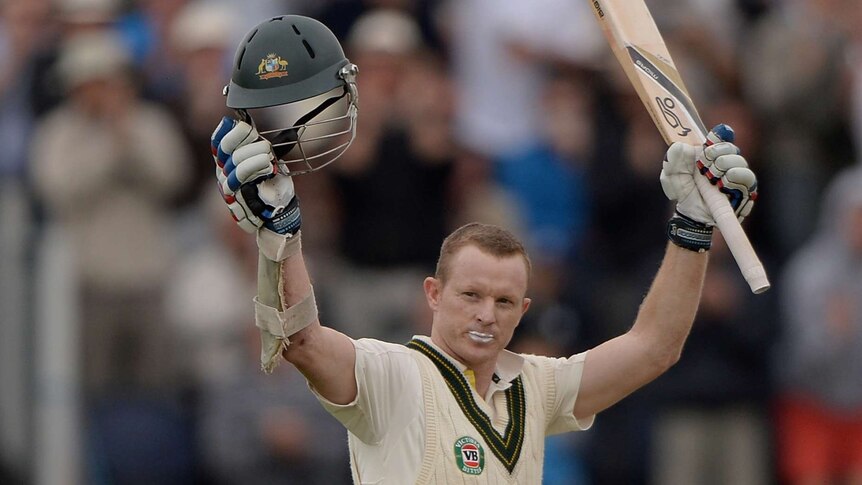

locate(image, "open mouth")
[[468, 331, 494, 344]]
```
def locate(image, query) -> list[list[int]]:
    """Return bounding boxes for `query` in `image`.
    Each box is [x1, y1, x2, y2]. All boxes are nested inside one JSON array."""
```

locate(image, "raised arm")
[[275, 246, 357, 404], [574, 243, 707, 419], [212, 117, 357, 405], [574, 126, 758, 420]]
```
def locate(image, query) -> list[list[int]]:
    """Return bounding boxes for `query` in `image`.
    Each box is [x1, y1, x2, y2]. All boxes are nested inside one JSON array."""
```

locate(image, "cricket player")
[[211, 15, 758, 483]]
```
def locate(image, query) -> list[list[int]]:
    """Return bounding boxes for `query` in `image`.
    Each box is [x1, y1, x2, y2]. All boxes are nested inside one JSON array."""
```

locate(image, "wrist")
[[257, 228, 302, 262], [667, 211, 713, 252]]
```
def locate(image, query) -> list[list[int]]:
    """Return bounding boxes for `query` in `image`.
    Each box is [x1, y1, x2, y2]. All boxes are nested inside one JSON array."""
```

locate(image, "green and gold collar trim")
[[406, 339, 525, 474]]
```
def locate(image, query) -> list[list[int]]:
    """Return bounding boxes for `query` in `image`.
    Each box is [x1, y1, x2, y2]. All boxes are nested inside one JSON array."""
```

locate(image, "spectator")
[[167, 0, 236, 208], [740, 0, 856, 260], [567, 102, 671, 485], [28, 0, 124, 119], [650, 233, 775, 485], [445, 0, 602, 162], [315, 0, 442, 52], [166, 191, 259, 389], [849, 2, 862, 161], [30, 31, 191, 399], [117, 0, 189, 103], [775, 165, 862, 485], [494, 71, 595, 265], [198, 325, 350, 485], [0, 0, 54, 177], [0, 2, 53, 481], [324, 9, 456, 341]]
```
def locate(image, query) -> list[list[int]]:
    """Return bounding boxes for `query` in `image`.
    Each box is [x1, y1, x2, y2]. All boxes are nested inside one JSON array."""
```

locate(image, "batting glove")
[[211, 116, 301, 236], [660, 124, 757, 252], [660, 124, 758, 226]]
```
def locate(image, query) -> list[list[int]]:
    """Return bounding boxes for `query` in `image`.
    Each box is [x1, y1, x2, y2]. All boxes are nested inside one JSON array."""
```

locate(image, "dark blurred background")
[[2, 0, 862, 484]]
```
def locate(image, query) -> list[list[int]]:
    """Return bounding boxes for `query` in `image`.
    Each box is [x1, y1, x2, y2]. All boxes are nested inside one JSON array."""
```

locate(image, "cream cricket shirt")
[[311, 336, 594, 484]]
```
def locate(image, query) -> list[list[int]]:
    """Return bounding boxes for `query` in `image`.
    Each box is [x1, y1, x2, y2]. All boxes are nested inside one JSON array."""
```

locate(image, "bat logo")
[[655, 97, 691, 137], [592, 0, 605, 17]]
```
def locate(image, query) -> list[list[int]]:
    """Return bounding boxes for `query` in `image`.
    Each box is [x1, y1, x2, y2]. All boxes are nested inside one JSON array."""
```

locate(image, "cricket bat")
[[589, 0, 770, 294]]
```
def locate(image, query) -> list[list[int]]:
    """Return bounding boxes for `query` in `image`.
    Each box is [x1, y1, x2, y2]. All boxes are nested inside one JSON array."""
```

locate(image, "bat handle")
[[693, 174, 770, 293]]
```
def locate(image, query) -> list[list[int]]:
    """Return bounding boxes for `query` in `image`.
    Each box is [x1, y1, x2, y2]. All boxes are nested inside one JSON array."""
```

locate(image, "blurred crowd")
[[1, 0, 862, 484]]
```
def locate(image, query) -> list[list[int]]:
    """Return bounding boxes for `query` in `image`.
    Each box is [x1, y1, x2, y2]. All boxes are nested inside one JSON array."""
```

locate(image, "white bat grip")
[[693, 174, 770, 293]]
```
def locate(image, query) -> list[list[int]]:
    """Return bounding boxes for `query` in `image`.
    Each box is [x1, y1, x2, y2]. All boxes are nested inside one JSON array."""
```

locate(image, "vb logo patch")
[[454, 436, 485, 475]]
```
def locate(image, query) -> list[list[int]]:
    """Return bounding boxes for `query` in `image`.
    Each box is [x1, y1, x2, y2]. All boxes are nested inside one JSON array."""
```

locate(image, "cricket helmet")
[[224, 15, 359, 175]]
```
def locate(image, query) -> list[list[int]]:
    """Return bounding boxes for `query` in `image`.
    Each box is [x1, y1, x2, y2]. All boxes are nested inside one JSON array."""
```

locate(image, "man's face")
[[425, 245, 531, 372]]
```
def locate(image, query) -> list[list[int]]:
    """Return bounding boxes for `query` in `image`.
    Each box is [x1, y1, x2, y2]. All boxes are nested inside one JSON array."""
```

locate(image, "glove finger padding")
[[212, 117, 258, 166], [222, 140, 277, 195], [700, 147, 757, 223], [701, 141, 740, 167], [720, 166, 758, 222], [220, 120, 258, 157], [210, 117, 234, 165], [212, 118, 271, 233]]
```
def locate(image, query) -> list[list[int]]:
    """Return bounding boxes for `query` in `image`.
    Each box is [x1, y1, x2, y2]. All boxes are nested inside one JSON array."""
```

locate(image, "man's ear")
[[521, 297, 531, 319], [423, 277, 441, 311]]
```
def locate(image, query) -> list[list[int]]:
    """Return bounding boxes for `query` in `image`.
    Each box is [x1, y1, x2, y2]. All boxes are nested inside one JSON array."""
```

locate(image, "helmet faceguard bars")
[[238, 63, 358, 175], [223, 15, 359, 175]]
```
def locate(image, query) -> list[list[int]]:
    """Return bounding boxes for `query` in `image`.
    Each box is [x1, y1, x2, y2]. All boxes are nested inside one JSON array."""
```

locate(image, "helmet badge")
[[257, 53, 289, 80]]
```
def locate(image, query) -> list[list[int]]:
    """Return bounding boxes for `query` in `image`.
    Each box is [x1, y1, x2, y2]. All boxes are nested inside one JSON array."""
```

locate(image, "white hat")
[[170, 1, 235, 52], [347, 9, 423, 55], [58, 30, 131, 89]]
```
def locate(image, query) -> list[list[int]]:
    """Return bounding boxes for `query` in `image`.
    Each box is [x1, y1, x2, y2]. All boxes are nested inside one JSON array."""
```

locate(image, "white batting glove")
[[660, 124, 758, 226], [211, 117, 301, 236]]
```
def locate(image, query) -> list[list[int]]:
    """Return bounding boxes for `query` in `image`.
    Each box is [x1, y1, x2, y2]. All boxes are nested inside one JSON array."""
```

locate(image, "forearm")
[[254, 234, 357, 404], [630, 243, 709, 365], [278, 265, 358, 405], [272, 242, 313, 308], [573, 243, 709, 419], [575, 126, 754, 419], [254, 232, 316, 372]]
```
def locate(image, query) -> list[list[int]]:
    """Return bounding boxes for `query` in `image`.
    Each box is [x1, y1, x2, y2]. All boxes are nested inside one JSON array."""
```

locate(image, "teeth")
[[468, 331, 494, 343]]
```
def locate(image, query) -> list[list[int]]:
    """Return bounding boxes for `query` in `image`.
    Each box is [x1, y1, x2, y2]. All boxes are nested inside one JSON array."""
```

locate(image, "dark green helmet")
[[226, 15, 352, 108], [224, 15, 359, 174]]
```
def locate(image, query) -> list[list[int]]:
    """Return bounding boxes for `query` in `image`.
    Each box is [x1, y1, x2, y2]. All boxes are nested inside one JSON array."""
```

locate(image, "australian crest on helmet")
[[257, 53, 289, 80]]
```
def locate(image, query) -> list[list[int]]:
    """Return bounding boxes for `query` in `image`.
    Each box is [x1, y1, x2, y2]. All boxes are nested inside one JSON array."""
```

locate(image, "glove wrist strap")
[[263, 196, 301, 236], [667, 212, 713, 252]]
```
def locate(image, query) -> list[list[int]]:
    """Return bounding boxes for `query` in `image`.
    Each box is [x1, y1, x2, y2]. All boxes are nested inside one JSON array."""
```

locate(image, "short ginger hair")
[[435, 223, 532, 283]]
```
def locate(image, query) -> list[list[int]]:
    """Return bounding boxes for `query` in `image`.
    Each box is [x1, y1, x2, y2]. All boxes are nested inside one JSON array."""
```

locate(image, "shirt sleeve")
[[309, 338, 422, 445], [546, 351, 595, 435]]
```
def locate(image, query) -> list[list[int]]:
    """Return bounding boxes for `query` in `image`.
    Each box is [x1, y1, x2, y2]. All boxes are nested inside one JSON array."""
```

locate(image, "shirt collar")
[[412, 335, 525, 387]]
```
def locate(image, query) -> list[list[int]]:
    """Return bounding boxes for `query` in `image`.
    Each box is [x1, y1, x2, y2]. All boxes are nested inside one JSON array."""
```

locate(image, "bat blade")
[[590, 0, 770, 293]]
